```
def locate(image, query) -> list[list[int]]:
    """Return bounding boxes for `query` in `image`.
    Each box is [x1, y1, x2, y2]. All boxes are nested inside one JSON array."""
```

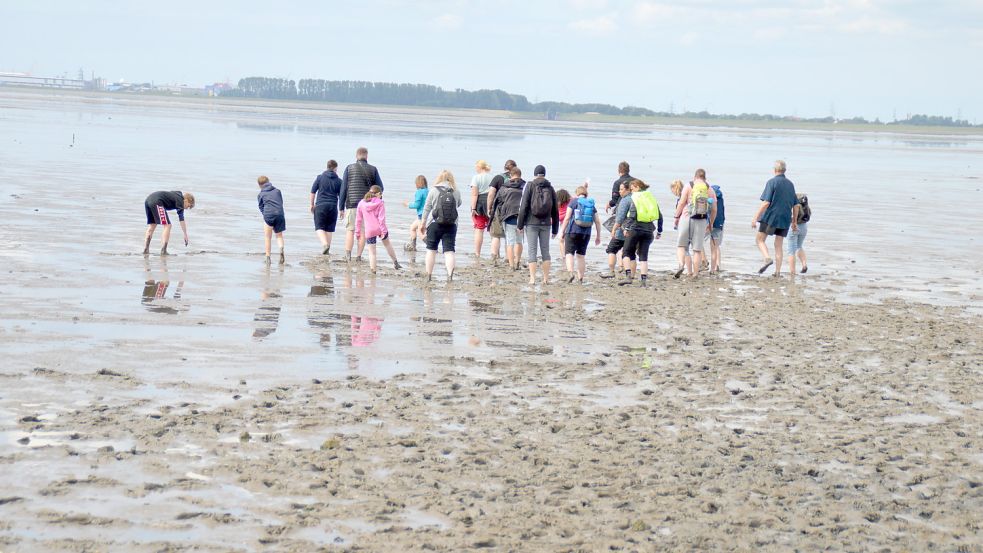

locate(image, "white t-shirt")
[[470, 172, 494, 195]]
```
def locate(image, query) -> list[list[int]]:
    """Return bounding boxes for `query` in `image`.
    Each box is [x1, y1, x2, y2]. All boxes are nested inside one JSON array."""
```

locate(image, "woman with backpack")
[[559, 185, 601, 283], [619, 179, 663, 286], [420, 170, 463, 282], [788, 192, 810, 274], [517, 165, 559, 285]]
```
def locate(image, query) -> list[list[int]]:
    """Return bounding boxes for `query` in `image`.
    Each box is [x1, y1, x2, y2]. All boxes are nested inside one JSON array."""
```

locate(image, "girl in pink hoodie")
[[355, 185, 401, 273]]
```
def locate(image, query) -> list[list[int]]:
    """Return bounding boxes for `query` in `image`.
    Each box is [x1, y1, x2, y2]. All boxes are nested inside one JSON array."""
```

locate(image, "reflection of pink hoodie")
[[351, 316, 382, 347], [355, 197, 388, 240]]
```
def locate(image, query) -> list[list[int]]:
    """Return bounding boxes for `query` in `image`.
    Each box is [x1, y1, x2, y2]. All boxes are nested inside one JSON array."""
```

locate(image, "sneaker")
[[673, 266, 684, 279], [800, 266, 808, 274], [447, 269, 454, 283], [322, 245, 330, 255], [344, 252, 352, 263], [264, 255, 271, 266], [279, 251, 285, 265], [393, 260, 402, 270], [758, 258, 774, 274], [599, 272, 615, 279], [567, 273, 575, 284]]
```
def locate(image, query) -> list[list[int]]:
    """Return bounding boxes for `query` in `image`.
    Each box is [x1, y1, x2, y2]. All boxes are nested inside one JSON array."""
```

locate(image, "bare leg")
[[565, 253, 574, 274], [345, 230, 355, 258], [368, 243, 378, 272], [407, 221, 420, 250], [444, 252, 455, 281], [143, 224, 157, 254], [607, 253, 616, 275], [755, 231, 771, 261], [316, 230, 328, 249], [276, 232, 285, 264], [798, 249, 808, 272], [692, 251, 704, 277], [425, 249, 437, 279], [541, 260, 551, 284], [639, 260, 648, 277], [264, 225, 273, 256], [160, 224, 173, 255], [788, 248, 796, 275], [773, 236, 784, 276], [473, 229, 483, 258], [490, 236, 501, 259], [382, 239, 399, 262], [515, 242, 523, 267], [505, 244, 515, 269], [356, 235, 366, 260], [710, 240, 720, 272], [576, 254, 586, 280], [528, 262, 537, 285]]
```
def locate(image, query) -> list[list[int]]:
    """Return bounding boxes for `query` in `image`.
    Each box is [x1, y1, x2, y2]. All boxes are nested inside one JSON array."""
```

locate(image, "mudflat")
[[0, 89, 981, 551]]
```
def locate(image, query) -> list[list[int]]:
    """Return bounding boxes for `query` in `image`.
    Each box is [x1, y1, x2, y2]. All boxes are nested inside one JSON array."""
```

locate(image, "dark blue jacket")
[[711, 185, 725, 229], [311, 170, 343, 210], [258, 184, 284, 218]]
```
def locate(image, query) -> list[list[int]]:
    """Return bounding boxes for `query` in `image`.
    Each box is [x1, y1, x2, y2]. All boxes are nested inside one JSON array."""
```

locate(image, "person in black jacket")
[[339, 147, 383, 262], [517, 165, 559, 285], [607, 161, 633, 212], [309, 160, 343, 255]]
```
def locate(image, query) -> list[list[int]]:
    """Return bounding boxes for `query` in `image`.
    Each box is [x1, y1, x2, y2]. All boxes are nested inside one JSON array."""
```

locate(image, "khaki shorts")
[[344, 209, 357, 232]]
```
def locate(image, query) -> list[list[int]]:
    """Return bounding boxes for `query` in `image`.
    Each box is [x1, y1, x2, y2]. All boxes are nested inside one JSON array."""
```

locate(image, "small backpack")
[[573, 197, 595, 227], [797, 193, 811, 224], [632, 191, 660, 223], [530, 181, 553, 219], [690, 181, 709, 216], [434, 186, 458, 224]]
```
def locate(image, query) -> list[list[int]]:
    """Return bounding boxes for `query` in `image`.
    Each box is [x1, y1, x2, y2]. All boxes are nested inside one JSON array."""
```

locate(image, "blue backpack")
[[711, 185, 725, 228], [573, 197, 595, 227]]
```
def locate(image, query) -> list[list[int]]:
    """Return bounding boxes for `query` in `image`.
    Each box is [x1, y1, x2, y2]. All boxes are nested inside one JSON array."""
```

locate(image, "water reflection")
[[252, 265, 284, 340], [141, 257, 185, 315]]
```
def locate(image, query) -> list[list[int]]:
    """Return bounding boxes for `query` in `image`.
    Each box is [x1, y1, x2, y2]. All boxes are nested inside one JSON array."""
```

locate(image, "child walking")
[[355, 185, 402, 273], [257, 176, 286, 264], [403, 175, 428, 251]]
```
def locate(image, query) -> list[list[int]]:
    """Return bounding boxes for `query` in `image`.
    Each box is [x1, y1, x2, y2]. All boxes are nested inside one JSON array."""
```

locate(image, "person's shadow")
[[252, 265, 284, 339]]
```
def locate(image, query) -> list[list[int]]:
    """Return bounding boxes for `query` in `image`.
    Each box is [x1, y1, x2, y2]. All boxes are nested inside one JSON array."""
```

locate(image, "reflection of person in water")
[[141, 256, 185, 314], [252, 265, 284, 339], [307, 272, 342, 348]]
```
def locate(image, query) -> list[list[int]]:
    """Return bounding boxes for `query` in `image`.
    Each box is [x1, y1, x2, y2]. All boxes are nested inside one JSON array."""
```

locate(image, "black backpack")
[[797, 194, 811, 224], [434, 186, 458, 224], [530, 181, 553, 219]]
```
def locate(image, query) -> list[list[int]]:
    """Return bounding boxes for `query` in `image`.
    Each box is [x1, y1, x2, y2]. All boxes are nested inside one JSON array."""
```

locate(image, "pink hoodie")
[[355, 197, 388, 240]]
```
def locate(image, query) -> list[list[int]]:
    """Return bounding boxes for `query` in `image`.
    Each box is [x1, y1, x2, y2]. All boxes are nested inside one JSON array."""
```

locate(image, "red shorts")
[[472, 213, 490, 230]]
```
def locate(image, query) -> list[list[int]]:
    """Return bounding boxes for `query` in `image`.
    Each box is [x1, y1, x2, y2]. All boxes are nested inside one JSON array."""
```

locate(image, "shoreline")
[[4, 86, 982, 139]]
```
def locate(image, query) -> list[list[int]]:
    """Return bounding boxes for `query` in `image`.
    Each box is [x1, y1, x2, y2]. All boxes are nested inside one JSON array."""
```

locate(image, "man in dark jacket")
[[339, 147, 383, 262], [517, 165, 559, 285], [607, 161, 633, 212], [309, 159, 343, 255]]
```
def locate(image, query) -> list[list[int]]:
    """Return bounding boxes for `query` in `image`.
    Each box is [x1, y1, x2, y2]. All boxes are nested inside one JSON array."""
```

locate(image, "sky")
[[2, 0, 981, 122]]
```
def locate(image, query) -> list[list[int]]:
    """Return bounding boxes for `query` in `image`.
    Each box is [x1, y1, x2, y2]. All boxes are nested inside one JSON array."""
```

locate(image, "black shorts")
[[622, 230, 654, 262], [425, 223, 457, 252], [564, 233, 590, 256], [366, 232, 389, 245], [264, 214, 286, 233], [758, 222, 788, 237], [605, 237, 624, 255], [313, 204, 338, 232], [145, 202, 171, 225]]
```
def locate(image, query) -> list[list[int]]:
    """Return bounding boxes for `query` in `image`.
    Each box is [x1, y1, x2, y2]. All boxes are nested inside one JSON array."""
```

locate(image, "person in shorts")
[[469, 160, 494, 259], [143, 190, 195, 256], [787, 192, 809, 274], [672, 169, 717, 279], [257, 176, 286, 264], [420, 170, 462, 282], [489, 166, 525, 271], [309, 159, 343, 255], [752, 160, 799, 276], [708, 183, 725, 274], [619, 179, 663, 286], [339, 147, 383, 262], [559, 185, 601, 283], [602, 181, 631, 278]]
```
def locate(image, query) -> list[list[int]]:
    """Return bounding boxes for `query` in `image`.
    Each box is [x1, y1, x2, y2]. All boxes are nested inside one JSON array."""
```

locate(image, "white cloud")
[[569, 14, 618, 35], [434, 13, 462, 30], [837, 16, 908, 34], [568, 0, 608, 9]]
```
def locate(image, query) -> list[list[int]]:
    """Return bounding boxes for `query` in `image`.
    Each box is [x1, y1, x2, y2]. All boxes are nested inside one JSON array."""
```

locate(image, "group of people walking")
[[141, 148, 810, 282]]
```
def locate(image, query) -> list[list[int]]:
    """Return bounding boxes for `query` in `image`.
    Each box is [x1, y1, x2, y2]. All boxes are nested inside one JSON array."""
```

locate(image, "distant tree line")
[[223, 77, 980, 127]]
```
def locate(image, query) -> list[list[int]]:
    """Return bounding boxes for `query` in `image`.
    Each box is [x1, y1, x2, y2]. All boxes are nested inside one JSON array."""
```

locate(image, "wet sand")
[[2, 257, 982, 552], [1, 90, 982, 551]]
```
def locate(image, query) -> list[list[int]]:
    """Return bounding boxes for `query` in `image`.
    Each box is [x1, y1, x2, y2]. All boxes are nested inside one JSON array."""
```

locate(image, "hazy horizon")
[[3, 0, 981, 122]]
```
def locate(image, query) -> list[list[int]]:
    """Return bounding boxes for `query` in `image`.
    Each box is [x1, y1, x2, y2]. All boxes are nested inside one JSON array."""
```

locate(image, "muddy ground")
[[2, 257, 981, 552]]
